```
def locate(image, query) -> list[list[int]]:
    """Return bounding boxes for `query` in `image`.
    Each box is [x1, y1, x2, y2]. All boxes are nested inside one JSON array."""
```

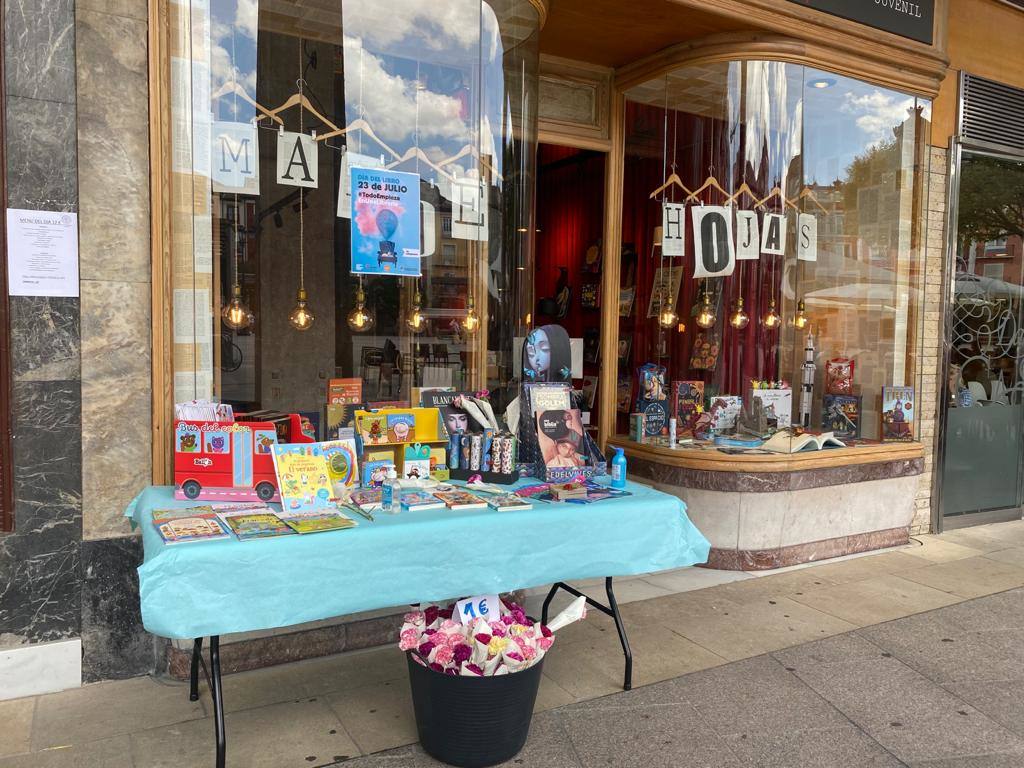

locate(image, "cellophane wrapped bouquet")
[[398, 596, 586, 676]]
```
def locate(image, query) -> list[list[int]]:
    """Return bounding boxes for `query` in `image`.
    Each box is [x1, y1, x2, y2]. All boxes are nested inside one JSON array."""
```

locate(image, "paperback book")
[[219, 512, 294, 540], [431, 489, 487, 510], [271, 443, 334, 513], [487, 493, 533, 511], [882, 386, 915, 442], [349, 487, 383, 511], [401, 491, 446, 511], [153, 511, 231, 544], [279, 511, 357, 534]]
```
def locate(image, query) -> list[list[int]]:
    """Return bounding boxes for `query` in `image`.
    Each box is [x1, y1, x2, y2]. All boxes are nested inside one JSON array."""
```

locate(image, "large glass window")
[[169, 0, 539, 420], [618, 61, 930, 446]]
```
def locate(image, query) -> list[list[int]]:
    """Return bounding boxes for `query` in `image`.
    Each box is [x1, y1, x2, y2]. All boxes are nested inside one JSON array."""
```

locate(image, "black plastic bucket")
[[406, 653, 545, 767]]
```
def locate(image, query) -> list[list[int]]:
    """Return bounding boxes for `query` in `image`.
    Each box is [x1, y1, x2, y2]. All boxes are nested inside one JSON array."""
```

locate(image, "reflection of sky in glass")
[[209, 0, 259, 122]]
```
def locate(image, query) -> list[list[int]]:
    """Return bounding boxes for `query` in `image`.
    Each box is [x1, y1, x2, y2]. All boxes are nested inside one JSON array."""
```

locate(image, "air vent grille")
[[960, 73, 1024, 152]]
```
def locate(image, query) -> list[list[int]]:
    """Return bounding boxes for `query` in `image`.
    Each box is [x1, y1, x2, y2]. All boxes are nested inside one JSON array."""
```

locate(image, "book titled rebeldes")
[[881, 386, 915, 442]]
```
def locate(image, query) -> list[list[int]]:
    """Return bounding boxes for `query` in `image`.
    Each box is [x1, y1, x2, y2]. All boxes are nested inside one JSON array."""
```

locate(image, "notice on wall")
[[350, 166, 422, 276], [6, 209, 80, 297]]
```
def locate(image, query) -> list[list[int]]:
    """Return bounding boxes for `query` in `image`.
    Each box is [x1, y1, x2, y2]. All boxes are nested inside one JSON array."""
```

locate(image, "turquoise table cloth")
[[124, 481, 709, 640]]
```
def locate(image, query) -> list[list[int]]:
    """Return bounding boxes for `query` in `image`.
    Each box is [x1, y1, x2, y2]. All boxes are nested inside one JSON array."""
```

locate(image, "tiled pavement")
[[6, 520, 1024, 767]]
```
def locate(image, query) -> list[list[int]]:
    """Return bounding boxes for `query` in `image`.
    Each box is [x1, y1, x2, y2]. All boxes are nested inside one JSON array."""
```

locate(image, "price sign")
[[455, 594, 499, 625]]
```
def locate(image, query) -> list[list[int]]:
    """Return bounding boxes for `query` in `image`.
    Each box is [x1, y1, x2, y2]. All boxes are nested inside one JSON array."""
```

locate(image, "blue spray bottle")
[[611, 447, 627, 489]]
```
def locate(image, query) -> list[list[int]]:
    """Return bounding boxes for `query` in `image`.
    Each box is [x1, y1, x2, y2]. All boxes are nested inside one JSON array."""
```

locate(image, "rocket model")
[[800, 330, 816, 428]]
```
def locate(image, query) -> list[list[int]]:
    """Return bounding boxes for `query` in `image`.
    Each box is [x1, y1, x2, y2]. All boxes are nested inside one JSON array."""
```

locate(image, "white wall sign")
[[661, 202, 686, 256], [735, 210, 760, 260], [797, 213, 818, 262], [761, 213, 786, 256], [451, 178, 488, 241], [6, 209, 79, 297], [691, 205, 735, 278], [211, 122, 259, 194], [276, 131, 318, 188]]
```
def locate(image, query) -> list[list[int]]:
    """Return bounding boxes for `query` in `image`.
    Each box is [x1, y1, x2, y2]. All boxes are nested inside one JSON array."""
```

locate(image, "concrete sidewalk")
[[4, 519, 1024, 767]]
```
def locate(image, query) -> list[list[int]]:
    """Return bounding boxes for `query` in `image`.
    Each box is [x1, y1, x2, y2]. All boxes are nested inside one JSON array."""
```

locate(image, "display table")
[[125, 481, 709, 767]]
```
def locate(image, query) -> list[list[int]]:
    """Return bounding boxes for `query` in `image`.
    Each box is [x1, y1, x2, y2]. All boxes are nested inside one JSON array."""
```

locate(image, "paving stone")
[[292, 647, 408, 697], [982, 548, 1024, 568], [324, 677, 417, 755], [723, 725, 903, 767], [32, 676, 204, 750], [787, 551, 930, 585], [907, 756, 1024, 767], [129, 698, 356, 768], [702, 568, 841, 604], [904, 537, 985, 564], [945, 679, 1024, 740], [196, 659, 311, 714], [789, 574, 962, 627], [898, 558, 1024, 599], [534, 674, 575, 712], [560, 701, 744, 768], [771, 631, 888, 668], [937, 589, 1024, 632], [0, 736, 132, 768], [0, 697, 34, 758], [789, 655, 1024, 763]]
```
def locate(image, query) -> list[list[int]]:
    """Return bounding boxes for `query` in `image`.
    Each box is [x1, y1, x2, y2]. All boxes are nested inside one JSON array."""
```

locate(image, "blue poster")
[[350, 167, 422, 276]]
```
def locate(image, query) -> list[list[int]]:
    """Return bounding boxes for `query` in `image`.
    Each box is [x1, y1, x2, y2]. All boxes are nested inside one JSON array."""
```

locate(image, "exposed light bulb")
[[793, 299, 809, 330], [405, 291, 425, 332], [729, 297, 750, 330], [222, 285, 253, 330], [696, 293, 717, 329], [346, 286, 374, 332], [762, 298, 781, 329], [288, 288, 314, 331], [658, 306, 679, 329], [462, 296, 480, 335]]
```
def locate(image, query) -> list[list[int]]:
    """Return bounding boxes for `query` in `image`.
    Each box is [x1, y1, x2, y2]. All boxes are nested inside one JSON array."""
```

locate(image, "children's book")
[[672, 380, 705, 432], [617, 334, 632, 365], [278, 510, 357, 534], [402, 443, 432, 480], [428, 447, 449, 481], [401, 491, 446, 511], [822, 394, 861, 439], [271, 443, 334, 513], [219, 512, 294, 540], [536, 409, 587, 469], [362, 459, 392, 487], [618, 287, 635, 317], [350, 487, 383, 511], [487, 493, 533, 511], [709, 395, 742, 433], [431, 489, 487, 510], [580, 282, 600, 310], [360, 414, 388, 444], [320, 439, 359, 491], [825, 358, 855, 395], [153, 512, 231, 544], [386, 413, 416, 442], [882, 386, 915, 442], [751, 388, 792, 429], [762, 431, 846, 454], [151, 505, 214, 523]]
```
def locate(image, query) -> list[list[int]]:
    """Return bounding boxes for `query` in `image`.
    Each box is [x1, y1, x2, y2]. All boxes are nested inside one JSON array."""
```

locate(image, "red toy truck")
[[173, 415, 313, 502]]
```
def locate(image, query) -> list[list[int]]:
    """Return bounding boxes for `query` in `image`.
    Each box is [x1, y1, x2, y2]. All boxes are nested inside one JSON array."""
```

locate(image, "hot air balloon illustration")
[[376, 208, 399, 267]]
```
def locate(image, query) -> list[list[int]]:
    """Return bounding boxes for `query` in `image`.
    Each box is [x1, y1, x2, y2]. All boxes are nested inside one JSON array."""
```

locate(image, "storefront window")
[[168, 0, 539, 421], [618, 61, 930, 446]]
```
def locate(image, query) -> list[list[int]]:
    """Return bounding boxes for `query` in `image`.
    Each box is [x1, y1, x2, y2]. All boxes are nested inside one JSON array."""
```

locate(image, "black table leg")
[[540, 578, 633, 691], [189, 637, 203, 702], [190, 636, 227, 768]]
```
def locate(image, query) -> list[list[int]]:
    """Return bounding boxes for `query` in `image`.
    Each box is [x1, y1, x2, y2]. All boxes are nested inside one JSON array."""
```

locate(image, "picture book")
[[432, 489, 487, 510], [822, 394, 861, 439], [763, 431, 846, 454], [271, 443, 334, 513], [882, 386, 915, 442], [362, 459, 392, 487], [320, 439, 359, 491], [151, 505, 214, 523], [709, 395, 742, 433], [298, 411, 320, 440], [359, 414, 388, 444], [279, 510, 356, 534], [349, 487, 382, 511], [402, 443, 431, 480], [386, 413, 416, 442], [751, 388, 792, 429], [526, 382, 572, 416], [636, 363, 668, 404], [581, 375, 598, 410], [219, 512, 294, 540], [825, 358, 855, 395], [328, 378, 363, 405], [324, 403, 365, 439], [428, 446, 449, 481], [618, 287, 635, 317], [616, 372, 632, 414], [617, 334, 632, 365], [536, 409, 587, 469], [153, 512, 231, 544], [401, 491, 446, 511], [488, 493, 533, 511], [672, 380, 705, 431]]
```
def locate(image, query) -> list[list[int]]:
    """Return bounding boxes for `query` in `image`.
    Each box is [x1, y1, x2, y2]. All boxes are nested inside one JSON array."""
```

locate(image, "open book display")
[[762, 431, 846, 454]]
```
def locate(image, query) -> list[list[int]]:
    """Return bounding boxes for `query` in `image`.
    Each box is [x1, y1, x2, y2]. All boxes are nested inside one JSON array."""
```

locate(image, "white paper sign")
[[735, 210, 760, 260], [761, 213, 786, 256], [6, 209, 79, 297], [455, 594, 500, 625], [691, 205, 735, 278], [276, 131, 318, 188], [661, 202, 686, 256], [797, 213, 818, 262], [211, 121, 259, 194], [451, 178, 488, 241]]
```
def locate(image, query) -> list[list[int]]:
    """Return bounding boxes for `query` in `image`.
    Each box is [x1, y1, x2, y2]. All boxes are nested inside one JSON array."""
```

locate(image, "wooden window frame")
[[0, 0, 15, 532]]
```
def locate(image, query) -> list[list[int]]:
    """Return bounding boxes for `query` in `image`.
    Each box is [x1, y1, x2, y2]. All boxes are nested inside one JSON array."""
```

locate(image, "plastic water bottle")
[[381, 466, 400, 514], [610, 447, 627, 489]]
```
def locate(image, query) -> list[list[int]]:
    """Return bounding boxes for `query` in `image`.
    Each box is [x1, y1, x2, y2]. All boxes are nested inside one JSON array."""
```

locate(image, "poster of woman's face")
[[443, 408, 472, 435]]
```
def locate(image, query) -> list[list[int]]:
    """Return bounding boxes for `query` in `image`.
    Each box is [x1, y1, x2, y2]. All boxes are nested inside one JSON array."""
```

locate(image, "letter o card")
[[691, 206, 735, 278]]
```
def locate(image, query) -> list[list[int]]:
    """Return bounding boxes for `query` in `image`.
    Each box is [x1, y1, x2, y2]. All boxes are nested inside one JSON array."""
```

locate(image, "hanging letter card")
[[661, 202, 686, 256], [451, 178, 488, 241], [797, 213, 818, 262], [212, 121, 260, 195], [276, 131, 318, 189], [761, 213, 786, 256], [735, 210, 760, 260], [691, 206, 735, 278]]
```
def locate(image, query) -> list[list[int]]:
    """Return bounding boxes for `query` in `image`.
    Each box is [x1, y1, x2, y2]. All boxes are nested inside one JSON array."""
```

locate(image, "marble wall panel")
[[9, 297, 81, 382], [5, 96, 78, 212], [81, 280, 151, 540], [3, 0, 76, 102]]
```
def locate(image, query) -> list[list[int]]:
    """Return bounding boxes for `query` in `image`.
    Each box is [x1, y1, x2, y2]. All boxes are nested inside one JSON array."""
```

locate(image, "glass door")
[[940, 151, 1024, 524]]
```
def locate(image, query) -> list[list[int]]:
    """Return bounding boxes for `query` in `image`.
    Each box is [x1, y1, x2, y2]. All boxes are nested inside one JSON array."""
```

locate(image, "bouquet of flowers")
[[398, 595, 586, 677]]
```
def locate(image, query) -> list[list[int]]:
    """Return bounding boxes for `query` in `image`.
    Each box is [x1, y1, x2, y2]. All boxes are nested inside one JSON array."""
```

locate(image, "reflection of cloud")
[[342, 0, 481, 53], [235, 0, 257, 39], [841, 90, 914, 147]]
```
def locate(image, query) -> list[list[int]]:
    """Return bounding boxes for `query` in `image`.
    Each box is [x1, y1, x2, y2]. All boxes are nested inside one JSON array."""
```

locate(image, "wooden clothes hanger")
[[257, 88, 340, 134], [796, 187, 829, 214], [727, 181, 758, 207], [754, 186, 800, 212], [437, 144, 503, 182], [385, 146, 456, 184], [685, 175, 729, 204], [648, 172, 691, 200], [211, 80, 283, 125], [316, 118, 401, 162]]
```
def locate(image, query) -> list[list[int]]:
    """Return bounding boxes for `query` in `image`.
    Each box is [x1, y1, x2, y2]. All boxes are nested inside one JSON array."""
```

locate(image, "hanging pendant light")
[[288, 287, 314, 331], [405, 289, 425, 333], [288, 51, 313, 332], [793, 299, 809, 330], [462, 295, 480, 335], [222, 196, 253, 330], [347, 280, 374, 332], [657, 292, 678, 329], [695, 291, 717, 329], [729, 297, 750, 330], [762, 297, 781, 329]]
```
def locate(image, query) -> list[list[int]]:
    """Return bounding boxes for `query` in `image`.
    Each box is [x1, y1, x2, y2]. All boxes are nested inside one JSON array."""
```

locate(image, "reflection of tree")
[[957, 157, 1024, 243], [842, 137, 898, 238]]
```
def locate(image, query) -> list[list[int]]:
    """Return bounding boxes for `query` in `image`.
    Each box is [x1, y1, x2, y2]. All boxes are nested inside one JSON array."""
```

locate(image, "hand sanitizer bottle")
[[611, 447, 627, 489], [381, 466, 400, 514]]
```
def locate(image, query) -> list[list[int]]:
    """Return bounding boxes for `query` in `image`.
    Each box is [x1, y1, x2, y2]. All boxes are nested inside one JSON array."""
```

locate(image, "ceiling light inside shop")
[[809, 77, 836, 89]]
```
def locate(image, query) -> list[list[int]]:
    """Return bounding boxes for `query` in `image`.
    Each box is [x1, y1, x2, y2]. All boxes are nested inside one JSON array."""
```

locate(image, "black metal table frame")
[[188, 577, 632, 768]]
